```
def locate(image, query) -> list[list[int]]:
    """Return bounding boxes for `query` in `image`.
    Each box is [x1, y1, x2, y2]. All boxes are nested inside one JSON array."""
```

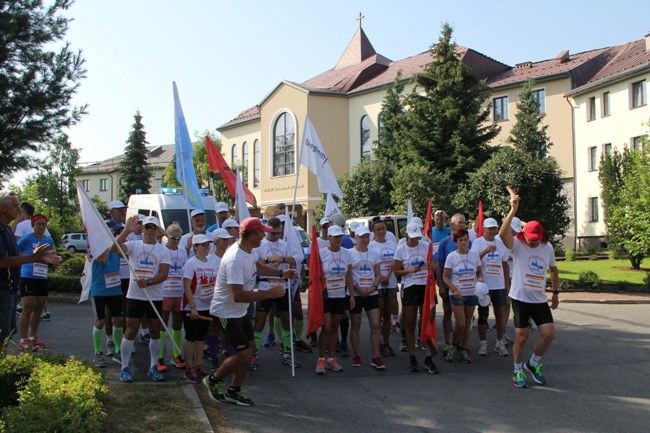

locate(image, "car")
[[60, 233, 88, 253], [345, 215, 408, 240]]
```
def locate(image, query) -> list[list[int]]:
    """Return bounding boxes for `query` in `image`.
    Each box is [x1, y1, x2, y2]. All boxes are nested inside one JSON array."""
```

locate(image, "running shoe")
[[339, 342, 350, 358], [460, 348, 472, 364], [351, 354, 362, 367], [399, 340, 407, 352], [185, 369, 200, 383], [93, 352, 106, 368], [391, 322, 401, 333], [409, 360, 419, 373], [294, 340, 313, 353], [203, 347, 213, 361], [225, 388, 253, 407], [263, 333, 276, 347], [18, 339, 37, 352], [513, 371, 528, 388], [281, 353, 302, 368], [106, 340, 116, 356], [209, 358, 220, 373], [416, 341, 425, 351], [147, 366, 164, 381], [112, 354, 122, 365], [32, 336, 48, 349], [315, 358, 326, 375], [504, 334, 514, 346], [446, 345, 459, 362], [424, 358, 439, 374], [195, 366, 209, 379], [16, 304, 23, 314], [386, 345, 396, 357], [170, 356, 186, 368], [202, 376, 225, 402], [478, 342, 488, 357], [139, 333, 150, 345], [380, 343, 390, 357], [156, 358, 167, 372], [441, 343, 450, 357], [495, 342, 510, 357], [524, 361, 547, 385], [326, 358, 343, 372], [120, 367, 134, 383], [40, 311, 51, 321], [248, 356, 258, 371], [371, 356, 386, 370]]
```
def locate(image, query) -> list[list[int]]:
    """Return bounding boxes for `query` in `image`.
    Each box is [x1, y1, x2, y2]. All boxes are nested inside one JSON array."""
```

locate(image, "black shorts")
[[125, 298, 163, 320], [215, 316, 253, 352], [256, 291, 289, 313], [511, 298, 554, 328], [183, 310, 211, 342], [19, 278, 48, 297], [402, 285, 426, 307], [120, 279, 129, 296], [377, 287, 398, 298], [323, 292, 347, 315], [91, 295, 123, 320], [349, 295, 379, 314]]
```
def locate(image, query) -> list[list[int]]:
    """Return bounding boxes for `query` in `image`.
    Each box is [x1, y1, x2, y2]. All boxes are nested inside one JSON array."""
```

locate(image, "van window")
[[71, 234, 80, 240], [137, 209, 151, 216], [161, 210, 216, 234], [397, 219, 409, 239]]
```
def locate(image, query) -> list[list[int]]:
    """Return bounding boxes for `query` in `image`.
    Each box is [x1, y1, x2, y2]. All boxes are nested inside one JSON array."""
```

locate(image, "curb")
[[183, 384, 215, 433], [561, 299, 650, 304]]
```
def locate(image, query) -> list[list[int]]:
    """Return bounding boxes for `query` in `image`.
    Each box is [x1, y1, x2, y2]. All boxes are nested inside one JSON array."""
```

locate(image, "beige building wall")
[[220, 120, 261, 204], [347, 89, 385, 166]]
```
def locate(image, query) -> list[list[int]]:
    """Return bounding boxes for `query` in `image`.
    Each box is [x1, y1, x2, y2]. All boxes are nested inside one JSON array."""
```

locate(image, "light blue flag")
[[173, 82, 203, 210]]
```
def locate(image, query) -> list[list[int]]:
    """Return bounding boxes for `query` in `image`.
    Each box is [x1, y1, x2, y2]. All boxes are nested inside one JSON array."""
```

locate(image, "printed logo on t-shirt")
[[329, 260, 346, 274], [485, 251, 501, 263], [169, 260, 183, 276], [527, 256, 546, 275], [380, 248, 394, 260]]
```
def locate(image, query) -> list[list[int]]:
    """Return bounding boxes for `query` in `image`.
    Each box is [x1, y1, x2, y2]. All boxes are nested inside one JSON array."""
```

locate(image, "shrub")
[[553, 242, 565, 257], [586, 245, 601, 255], [565, 250, 576, 261], [48, 274, 81, 293], [55, 254, 86, 277], [0, 353, 38, 408], [644, 273, 650, 291], [2, 359, 107, 433], [578, 270, 601, 290]]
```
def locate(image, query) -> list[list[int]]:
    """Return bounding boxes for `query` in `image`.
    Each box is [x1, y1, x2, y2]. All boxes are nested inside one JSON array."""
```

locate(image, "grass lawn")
[[556, 257, 650, 286]]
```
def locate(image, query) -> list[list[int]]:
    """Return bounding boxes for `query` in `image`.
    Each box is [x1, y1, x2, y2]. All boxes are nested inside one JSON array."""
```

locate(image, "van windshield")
[[161, 210, 216, 234]]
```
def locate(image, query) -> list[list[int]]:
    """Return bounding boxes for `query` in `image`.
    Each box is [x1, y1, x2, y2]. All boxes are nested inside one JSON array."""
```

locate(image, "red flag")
[[419, 241, 438, 351], [477, 200, 484, 238], [205, 137, 257, 206], [423, 197, 432, 241], [307, 225, 325, 335]]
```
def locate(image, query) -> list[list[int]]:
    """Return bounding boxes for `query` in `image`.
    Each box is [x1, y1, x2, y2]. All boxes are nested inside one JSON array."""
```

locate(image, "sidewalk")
[[553, 291, 650, 304]]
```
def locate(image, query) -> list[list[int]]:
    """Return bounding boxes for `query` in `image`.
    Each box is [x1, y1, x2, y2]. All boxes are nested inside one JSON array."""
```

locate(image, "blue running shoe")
[[513, 371, 528, 388], [524, 361, 546, 385], [120, 367, 133, 383], [148, 366, 164, 382], [263, 334, 276, 347]]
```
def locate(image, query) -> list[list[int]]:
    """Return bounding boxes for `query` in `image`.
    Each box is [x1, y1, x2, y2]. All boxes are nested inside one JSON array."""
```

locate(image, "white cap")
[[108, 200, 126, 210], [330, 213, 346, 228], [327, 225, 344, 237], [405, 222, 423, 239], [190, 209, 205, 218], [355, 225, 370, 237], [137, 214, 146, 222], [192, 234, 212, 245], [214, 202, 229, 213], [411, 216, 423, 228], [213, 228, 234, 239], [142, 216, 160, 227], [222, 218, 240, 229], [476, 282, 490, 307], [319, 218, 331, 227], [511, 217, 522, 233], [483, 218, 498, 228], [349, 221, 360, 232]]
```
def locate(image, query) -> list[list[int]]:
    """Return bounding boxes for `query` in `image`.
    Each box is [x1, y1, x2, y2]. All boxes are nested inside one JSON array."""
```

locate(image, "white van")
[[345, 215, 408, 240], [126, 192, 218, 234]]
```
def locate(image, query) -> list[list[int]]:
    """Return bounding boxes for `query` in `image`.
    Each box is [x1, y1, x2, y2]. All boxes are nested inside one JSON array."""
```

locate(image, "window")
[[631, 136, 645, 151], [253, 139, 260, 188], [231, 144, 238, 168], [242, 141, 248, 185], [602, 92, 610, 117], [588, 96, 596, 121], [631, 80, 646, 108], [99, 178, 107, 191], [81, 179, 89, 191], [360, 115, 371, 160], [588, 147, 597, 172], [492, 96, 508, 121], [589, 197, 599, 222], [532, 89, 546, 114], [603, 143, 612, 156], [272, 112, 295, 176]]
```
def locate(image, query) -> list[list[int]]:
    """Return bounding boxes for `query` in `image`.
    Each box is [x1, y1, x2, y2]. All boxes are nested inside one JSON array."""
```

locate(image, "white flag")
[[235, 166, 250, 221], [76, 181, 114, 259], [407, 200, 414, 224], [324, 193, 342, 220], [79, 258, 92, 304], [283, 207, 304, 292], [299, 114, 343, 198]]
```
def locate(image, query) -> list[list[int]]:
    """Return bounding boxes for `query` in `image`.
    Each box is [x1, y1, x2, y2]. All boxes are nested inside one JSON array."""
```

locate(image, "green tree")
[[119, 111, 151, 200], [338, 158, 394, 217], [398, 22, 499, 186], [374, 71, 406, 165], [507, 78, 551, 158], [454, 147, 570, 241], [390, 164, 452, 218], [0, 0, 87, 178]]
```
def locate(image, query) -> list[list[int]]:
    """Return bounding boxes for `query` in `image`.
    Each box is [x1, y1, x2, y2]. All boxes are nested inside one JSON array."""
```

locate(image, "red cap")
[[521, 220, 544, 241], [240, 217, 272, 233]]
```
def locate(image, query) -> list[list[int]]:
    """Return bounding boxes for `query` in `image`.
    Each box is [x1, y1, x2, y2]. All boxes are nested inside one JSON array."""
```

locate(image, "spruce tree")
[[508, 78, 551, 158], [119, 111, 151, 200], [375, 71, 406, 164]]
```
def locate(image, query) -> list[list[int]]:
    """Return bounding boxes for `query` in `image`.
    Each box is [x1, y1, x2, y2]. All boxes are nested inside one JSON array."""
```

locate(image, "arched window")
[[231, 143, 238, 168], [253, 139, 260, 188], [272, 112, 295, 176], [242, 141, 249, 185], [360, 115, 371, 160]]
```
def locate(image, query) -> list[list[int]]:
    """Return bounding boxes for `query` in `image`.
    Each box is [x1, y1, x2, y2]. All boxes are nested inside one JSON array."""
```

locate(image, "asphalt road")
[[16, 300, 650, 433]]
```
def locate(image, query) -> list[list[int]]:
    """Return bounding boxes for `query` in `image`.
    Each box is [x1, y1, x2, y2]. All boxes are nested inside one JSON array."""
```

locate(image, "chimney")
[[515, 61, 533, 69], [556, 49, 570, 63]]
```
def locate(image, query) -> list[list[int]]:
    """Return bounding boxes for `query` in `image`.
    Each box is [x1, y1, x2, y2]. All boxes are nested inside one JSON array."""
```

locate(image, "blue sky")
[[11, 0, 649, 182]]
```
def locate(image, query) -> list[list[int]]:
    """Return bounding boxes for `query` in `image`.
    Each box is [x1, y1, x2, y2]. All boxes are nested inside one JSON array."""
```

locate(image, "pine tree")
[[508, 79, 551, 158], [375, 71, 406, 164], [119, 111, 151, 200]]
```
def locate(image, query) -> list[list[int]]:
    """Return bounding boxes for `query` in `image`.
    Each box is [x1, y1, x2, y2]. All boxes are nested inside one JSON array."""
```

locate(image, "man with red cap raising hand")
[[499, 187, 559, 389]]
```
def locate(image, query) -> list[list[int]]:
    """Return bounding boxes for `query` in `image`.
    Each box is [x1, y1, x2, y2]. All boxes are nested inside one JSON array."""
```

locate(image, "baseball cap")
[[330, 213, 346, 228], [213, 228, 234, 239], [190, 209, 205, 218], [319, 218, 331, 227], [328, 225, 344, 237], [214, 202, 229, 213], [192, 234, 212, 245], [222, 218, 240, 229], [411, 217, 423, 228], [434, 210, 447, 217], [476, 282, 490, 307], [349, 221, 360, 232], [143, 216, 160, 227], [108, 200, 126, 210], [522, 220, 544, 241], [483, 218, 499, 228], [240, 217, 272, 233], [405, 222, 423, 239], [355, 225, 370, 237], [510, 217, 522, 233]]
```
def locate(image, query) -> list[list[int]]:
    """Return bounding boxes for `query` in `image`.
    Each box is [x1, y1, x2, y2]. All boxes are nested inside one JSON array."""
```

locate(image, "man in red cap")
[[499, 187, 559, 389]]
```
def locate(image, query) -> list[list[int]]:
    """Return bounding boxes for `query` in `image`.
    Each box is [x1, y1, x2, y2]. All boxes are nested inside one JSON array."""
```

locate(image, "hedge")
[[48, 274, 82, 294]]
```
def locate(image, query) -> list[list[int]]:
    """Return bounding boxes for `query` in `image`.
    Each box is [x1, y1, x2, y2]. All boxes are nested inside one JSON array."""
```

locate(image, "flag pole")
[[287, 279, 295, 377]]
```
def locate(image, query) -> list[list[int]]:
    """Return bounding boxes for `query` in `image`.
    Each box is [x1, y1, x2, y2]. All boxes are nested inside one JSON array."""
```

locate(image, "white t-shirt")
[[126, 232, 143, 241], [316, 237, 329, 250], [369, 238, 398, 289], [444, 250, 482, 296], [183, 255, 219, 311], [210, 244, 257, 318], [253, 239, 290, 292], [350, 248, 380, 296], [471, 237, 508, 290], [163, 247, 189, 298], [397, 236, 431, 248], [124, 240, 172, 301], [14, 219, 51, 238], [181, 231, 216, 258], [394, 241, 429, 288], [320, 247, 352, 299], [510, 239, 556, 304]]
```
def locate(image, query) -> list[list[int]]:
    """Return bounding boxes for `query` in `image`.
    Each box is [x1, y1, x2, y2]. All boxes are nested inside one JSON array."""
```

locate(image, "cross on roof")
[[356, 12, 364, 29]]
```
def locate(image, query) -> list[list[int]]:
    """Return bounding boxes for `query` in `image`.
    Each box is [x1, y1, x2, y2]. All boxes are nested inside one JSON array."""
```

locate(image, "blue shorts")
[[450, 295, 478, 307]]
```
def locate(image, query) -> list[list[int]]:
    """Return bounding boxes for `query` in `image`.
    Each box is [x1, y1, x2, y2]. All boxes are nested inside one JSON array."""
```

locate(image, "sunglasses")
[[270, 231, 282, 236], [144, 224, 157, 230], [167, 236, 181, 240]]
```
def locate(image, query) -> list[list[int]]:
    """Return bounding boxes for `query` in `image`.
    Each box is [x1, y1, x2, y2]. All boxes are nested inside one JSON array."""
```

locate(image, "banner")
[[323, 193, 342, 220], [306, 225, 325, 335], [205, 136, 257, 206], [173, 82, 203, 210], [299, 114, 343, 198], [407, 200, 413, 224]]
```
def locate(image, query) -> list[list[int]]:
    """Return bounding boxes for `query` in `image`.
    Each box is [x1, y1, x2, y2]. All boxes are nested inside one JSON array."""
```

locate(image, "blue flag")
[[173, 82, 203, 210]]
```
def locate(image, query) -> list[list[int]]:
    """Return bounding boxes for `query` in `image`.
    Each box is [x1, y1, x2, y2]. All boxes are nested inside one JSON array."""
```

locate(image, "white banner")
[[299, 114, 343, 198], [235, 166, 250, 221], [324, 193, 342, 220], [407, 200, 414, 224], [76, 181, 114, 259]]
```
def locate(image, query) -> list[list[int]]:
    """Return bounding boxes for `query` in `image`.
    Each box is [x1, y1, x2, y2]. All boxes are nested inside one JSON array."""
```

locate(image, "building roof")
[[81, 144, 174, 175]]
